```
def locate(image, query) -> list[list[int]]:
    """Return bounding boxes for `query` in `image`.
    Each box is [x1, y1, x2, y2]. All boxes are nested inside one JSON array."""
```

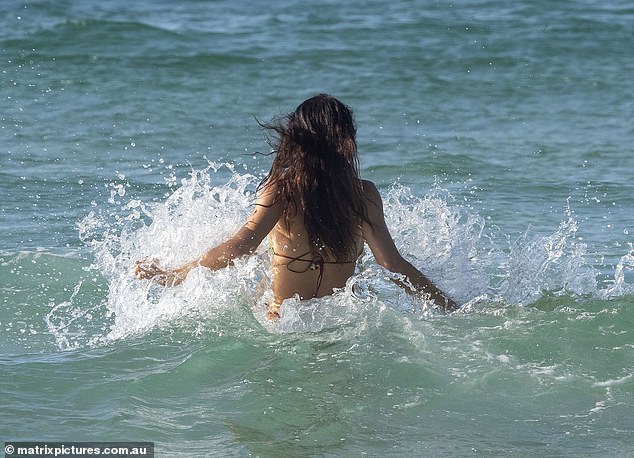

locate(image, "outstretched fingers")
[[134, 258, 163, 280]]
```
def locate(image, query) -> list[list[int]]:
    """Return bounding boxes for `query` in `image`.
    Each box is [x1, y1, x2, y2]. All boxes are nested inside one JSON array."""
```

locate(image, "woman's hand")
[[134, 258, 162, 279], [134, 259, 183, 286]]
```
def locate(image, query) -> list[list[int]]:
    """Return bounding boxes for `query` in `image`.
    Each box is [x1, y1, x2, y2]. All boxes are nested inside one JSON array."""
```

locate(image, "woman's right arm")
[[360, 180, 458, 312]]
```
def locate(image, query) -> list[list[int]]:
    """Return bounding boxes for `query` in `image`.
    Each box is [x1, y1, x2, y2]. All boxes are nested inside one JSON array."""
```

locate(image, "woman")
[[135, 94, 458, 318]]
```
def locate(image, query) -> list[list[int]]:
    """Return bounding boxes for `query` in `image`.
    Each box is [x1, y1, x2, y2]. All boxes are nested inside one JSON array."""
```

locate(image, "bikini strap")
[[273, 251, 325, 297], [273, 251, 357, 297]]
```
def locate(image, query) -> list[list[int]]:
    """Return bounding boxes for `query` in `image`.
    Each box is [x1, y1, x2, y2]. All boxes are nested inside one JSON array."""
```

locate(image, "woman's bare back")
[[269, 213, 363, 304]]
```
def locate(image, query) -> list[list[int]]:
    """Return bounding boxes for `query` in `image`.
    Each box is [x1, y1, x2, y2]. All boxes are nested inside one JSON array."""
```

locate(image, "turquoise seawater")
[[2, 0, 633, 456]]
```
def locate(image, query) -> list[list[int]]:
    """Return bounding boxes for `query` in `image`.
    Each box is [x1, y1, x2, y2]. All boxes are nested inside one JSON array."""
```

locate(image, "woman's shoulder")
[[361, 179, 378, 192], [256, 178, 281, 205], [361, 179, 382, 206]]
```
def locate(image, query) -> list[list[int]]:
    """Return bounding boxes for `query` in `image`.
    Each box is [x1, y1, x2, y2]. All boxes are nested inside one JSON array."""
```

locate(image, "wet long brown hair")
[[259, 94, 370, 261]]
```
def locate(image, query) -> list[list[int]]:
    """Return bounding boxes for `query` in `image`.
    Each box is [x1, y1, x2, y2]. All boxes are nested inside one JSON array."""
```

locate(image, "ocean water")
[[2, 0, 633, 456]]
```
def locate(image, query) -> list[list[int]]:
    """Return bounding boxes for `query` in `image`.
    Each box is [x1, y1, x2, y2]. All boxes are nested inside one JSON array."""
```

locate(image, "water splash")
[[380, 185, 489, 304], [44, 281, 86, 351], [602, 243, 634, 298], [43, 165, 633, 349], [497, 205, 598, 305]]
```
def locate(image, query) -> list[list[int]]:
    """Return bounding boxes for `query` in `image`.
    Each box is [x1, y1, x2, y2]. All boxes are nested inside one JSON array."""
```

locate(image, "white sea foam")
[[593, 373, 634, 388]]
